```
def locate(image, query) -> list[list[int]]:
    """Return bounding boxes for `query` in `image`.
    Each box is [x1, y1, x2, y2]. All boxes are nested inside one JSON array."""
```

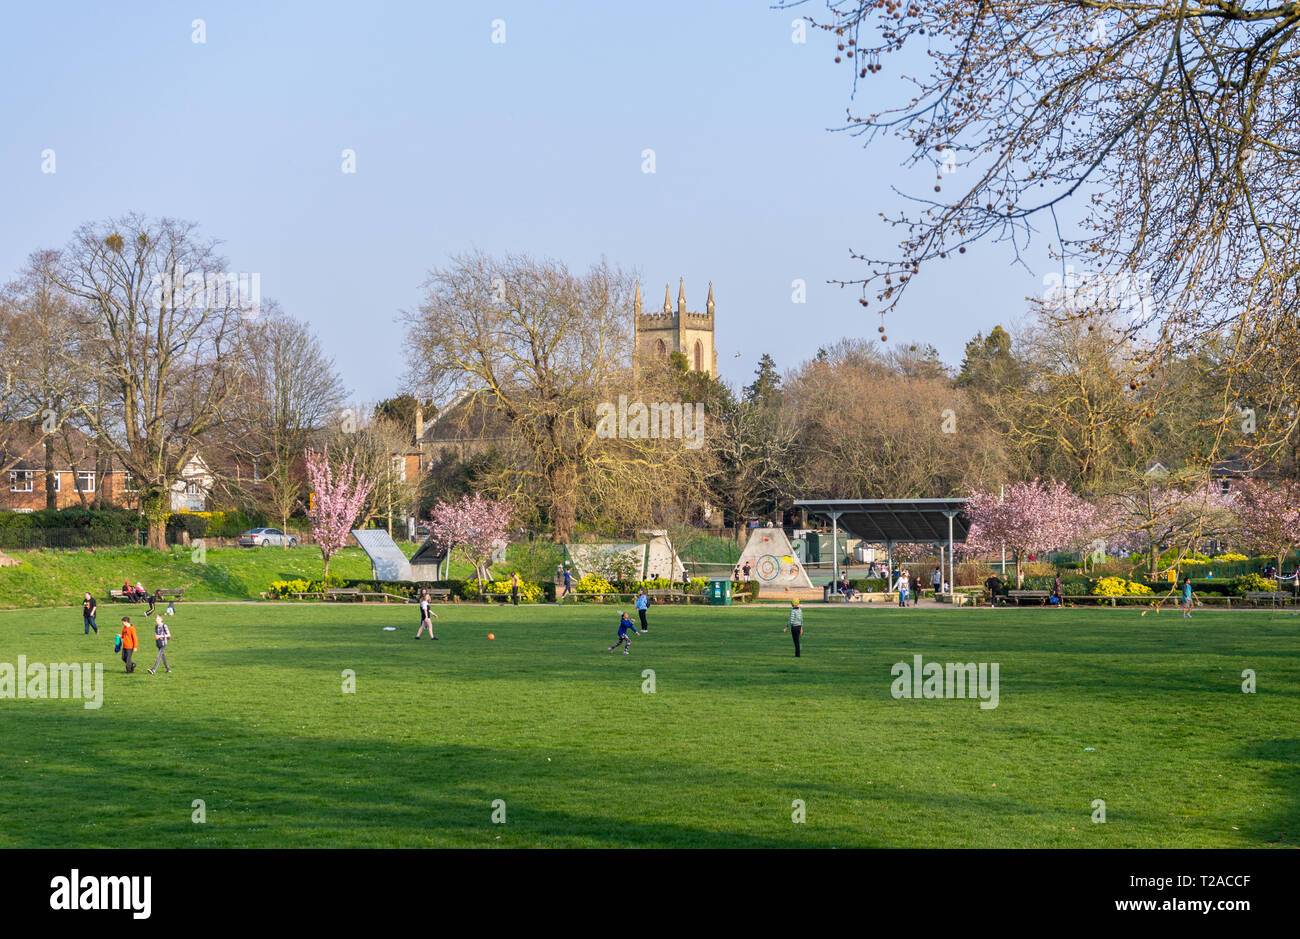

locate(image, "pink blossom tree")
[[427, 493, 513, 582], [963, 479, 1098, 587], [305, 446, 374, 580], [1232, 478, 1300, 577], [1108, 476, 1235, 577]]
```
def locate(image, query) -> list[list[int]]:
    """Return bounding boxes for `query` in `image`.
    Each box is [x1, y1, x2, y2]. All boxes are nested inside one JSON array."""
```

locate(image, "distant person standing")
[[897, 571, 910, 608], [147, 614, 172, 674], [1181, 576, 1195, 618], [561, 567, 573, 601], [742, 561, 751, 580], [1052, 574, 1064, 606], [82, 592, 98, 636], [931, 567, 942, 596], [635, 588, 650, 632], [510, 571, 521, 606], [119, 617, 138, 673], [784, 599, 803, 657]]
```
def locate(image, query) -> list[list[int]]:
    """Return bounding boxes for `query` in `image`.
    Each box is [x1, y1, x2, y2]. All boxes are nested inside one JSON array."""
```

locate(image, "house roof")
[[0, 423, 125, 473], [423, 393, 513, 445]]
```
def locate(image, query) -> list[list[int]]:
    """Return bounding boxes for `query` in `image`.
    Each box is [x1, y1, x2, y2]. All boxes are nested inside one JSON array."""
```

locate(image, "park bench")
[[1245, 591, 1294, 604], [647, 589, 691, 603], [324, 588, 362, 602], [1008, 590, 1051, 606], [109, 588, 183, 603], [426, 587, 451, 601]]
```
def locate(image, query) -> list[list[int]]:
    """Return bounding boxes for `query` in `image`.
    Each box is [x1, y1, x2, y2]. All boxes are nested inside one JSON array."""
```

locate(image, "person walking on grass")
[[119, 617, 138, 673], [1181, 576, 1195, 618], [82, 592, 98, 636], [784, 598, 803, 657], [608, 610, 639, 654], [415, 589, 439, 640], [635, 588, 650, 633], [147, 614, 172, 674], [561, 566, 572, 601]]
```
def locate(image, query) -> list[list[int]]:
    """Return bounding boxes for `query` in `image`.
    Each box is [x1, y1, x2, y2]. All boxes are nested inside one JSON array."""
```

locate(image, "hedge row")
[[0, 509, 140, 548]]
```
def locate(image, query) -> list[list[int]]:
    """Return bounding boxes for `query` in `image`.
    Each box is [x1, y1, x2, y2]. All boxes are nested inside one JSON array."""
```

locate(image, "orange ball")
[[487, 633, 495, 640]]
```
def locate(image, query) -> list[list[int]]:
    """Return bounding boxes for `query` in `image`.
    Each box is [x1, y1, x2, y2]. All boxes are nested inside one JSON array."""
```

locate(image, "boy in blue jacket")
[[608, 611, 640, 655]]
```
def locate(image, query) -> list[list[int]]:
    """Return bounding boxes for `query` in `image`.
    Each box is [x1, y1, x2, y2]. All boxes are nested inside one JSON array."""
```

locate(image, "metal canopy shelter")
[[794, 498, 970, 598]]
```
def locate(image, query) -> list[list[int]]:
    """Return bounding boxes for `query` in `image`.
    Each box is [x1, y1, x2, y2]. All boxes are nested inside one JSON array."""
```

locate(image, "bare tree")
[[0, 251, 92, 503], [798, 0, 1300, 475], [227, 308, 348, 543], [53, 215, 250, 549], [402, 251, 649, 542]]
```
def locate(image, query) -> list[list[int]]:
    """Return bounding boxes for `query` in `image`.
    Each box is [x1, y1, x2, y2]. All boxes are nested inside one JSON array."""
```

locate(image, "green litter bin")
[[708, 578, 733, 606]]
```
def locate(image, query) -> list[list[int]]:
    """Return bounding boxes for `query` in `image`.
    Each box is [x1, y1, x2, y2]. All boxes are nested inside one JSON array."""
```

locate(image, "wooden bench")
[[110, 588, 183, 603], [1008, 590, 1051, 606], [324, 588, 363, 602], [646, 589, 690, 603], [1245, 591, 1294, 604], [426, 587, 451, 601]]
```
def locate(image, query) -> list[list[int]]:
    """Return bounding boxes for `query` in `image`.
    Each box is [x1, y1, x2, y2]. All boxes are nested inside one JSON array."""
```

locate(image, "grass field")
[[0, 603, 1296, 848]]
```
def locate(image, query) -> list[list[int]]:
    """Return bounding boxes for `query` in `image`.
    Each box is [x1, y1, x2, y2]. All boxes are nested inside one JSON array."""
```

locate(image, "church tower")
[[633, 278, 718, 377]]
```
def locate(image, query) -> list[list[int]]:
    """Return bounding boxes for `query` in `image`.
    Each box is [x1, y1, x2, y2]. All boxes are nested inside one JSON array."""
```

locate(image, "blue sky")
[[1, 0, 1050, 402]]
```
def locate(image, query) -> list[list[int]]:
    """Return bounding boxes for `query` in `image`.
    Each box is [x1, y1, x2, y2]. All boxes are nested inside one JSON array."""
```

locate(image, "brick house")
[[0, 424, 211, 513]]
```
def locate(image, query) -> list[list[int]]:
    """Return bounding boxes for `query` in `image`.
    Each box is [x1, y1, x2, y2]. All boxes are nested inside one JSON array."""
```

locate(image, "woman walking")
[[415, 589, 439, 639], [147, 614, 172, 674]]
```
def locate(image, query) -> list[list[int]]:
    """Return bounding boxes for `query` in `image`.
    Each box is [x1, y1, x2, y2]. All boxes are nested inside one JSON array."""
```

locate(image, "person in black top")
[[82, 592, 98, 635], [985, 573, 1004, 605]]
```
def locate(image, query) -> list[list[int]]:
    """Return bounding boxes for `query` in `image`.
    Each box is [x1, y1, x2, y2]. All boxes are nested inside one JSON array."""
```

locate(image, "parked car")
[[238, 527, 298, 548]]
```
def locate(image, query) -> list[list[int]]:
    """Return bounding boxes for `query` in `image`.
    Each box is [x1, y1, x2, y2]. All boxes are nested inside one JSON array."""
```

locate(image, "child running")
[[608, 610, 640, 655]]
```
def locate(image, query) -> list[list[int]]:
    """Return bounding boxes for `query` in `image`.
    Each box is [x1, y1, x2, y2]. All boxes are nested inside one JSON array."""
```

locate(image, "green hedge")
[[0, 508, 140, 548], [165, 513, 208, 540]]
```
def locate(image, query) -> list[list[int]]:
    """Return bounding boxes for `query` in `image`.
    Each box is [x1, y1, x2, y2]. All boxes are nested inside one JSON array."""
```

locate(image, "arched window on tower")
[[694, 340, 703, 372], [656, 339, 666, 358]]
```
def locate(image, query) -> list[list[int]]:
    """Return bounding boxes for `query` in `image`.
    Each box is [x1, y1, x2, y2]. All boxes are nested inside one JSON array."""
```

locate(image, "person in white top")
[[415, 588, 439, 640]]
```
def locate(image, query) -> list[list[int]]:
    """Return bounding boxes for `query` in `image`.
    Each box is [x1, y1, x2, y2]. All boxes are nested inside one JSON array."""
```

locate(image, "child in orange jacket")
[[120, 617, 139, 673]]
